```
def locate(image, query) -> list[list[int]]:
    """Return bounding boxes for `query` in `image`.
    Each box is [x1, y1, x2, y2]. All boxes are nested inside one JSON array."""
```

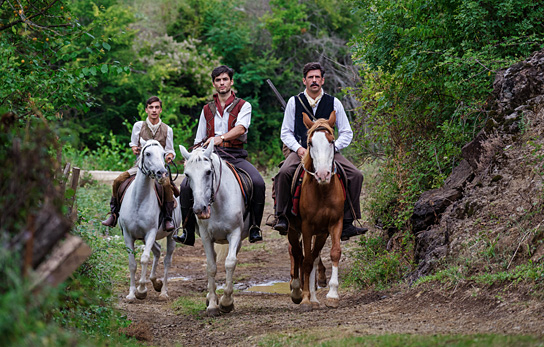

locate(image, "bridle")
[[302, 127, 337, 178], [207, 154, 223, 206], [139, 142, 162, 178]]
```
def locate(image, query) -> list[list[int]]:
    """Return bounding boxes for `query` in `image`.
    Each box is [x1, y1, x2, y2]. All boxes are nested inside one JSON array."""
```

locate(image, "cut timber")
[[32, 234, 92, 289]]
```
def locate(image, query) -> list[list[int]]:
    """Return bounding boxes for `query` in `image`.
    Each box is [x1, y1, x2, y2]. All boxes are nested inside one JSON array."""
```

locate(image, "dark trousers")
[[180, 147, 266, 227], [274, 151, 363, 220]]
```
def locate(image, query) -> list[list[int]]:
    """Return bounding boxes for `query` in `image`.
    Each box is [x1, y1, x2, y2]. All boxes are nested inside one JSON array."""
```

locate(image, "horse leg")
[[158, 235, 175, 300], [299, 227, 314, 311], [123, 232, 137, 301], [309, 234, 329, 309], [288, 233, 303, 304], [136, 231, 157, 300], [201, 236, 220, 317], [150, 241, 163, 293], [317, 256, 327, 288], [326, 219, 343, 308], [219, 233, 241, 313]]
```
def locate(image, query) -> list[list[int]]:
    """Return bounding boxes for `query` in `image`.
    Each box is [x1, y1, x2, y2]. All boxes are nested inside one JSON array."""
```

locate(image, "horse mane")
[[186, 146, 219, 166], [302, 119, 335, 169]]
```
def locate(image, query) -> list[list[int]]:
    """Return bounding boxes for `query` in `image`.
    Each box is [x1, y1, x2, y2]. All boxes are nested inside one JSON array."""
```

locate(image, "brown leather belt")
[[219, 141, 243, 149]]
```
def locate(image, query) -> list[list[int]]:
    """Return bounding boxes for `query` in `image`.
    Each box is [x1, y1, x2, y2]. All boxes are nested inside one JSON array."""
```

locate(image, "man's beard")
[[218, 87, 231, 95]]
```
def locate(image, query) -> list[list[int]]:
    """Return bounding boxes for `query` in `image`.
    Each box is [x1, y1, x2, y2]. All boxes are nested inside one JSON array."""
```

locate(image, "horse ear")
[[328, 111, 336, 129], [204, 138, 214, 158], [179, 145, 190, 160], [303, 112, 314, 129], [140, 138, 147, 148]]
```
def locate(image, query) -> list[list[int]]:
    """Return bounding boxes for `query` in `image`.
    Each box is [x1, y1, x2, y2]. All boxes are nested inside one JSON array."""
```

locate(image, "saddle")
[[225, 162, 253, 213], [290, 161, 347, 216], [116, 175, 177, 209]]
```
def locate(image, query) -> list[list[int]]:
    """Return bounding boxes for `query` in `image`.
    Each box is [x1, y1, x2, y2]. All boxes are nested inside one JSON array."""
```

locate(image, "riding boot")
[[341, 219, 368, 241], [101, 196, 119, 227], [273, 215, 289, 235], [173, 206, 196, 246], [164, 201, 175, 232], [248, 202, 264, 243]]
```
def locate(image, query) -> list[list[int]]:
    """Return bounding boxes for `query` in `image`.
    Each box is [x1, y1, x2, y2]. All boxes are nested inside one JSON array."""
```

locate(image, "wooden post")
[[68, 167, 80, 222], [32, 234, 92, 289]]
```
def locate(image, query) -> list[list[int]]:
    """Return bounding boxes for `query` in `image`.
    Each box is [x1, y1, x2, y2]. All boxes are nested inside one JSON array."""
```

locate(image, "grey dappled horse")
[[180, 139, 250, 317], [118, 139, 181, 301]]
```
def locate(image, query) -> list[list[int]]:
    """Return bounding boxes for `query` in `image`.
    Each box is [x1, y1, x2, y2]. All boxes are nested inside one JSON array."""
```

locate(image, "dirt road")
[[115, 186, 544, 346]]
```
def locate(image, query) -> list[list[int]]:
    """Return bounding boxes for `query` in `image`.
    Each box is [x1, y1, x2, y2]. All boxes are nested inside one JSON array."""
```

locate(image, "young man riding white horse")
[[102, 96, 177, 232], [174, 65, 265, 245], [273, 62, 368, 239]]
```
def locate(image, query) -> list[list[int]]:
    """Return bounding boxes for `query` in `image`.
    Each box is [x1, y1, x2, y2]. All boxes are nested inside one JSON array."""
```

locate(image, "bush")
[[345, 235, 413, 290]]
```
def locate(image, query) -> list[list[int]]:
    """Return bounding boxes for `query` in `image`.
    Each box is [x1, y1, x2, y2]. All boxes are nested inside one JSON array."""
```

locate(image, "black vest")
[[294, 92, 334, 148]]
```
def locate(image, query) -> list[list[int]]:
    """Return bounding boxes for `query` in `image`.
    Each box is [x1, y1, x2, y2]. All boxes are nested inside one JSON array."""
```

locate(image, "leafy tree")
[[350, 0, 544, 229]]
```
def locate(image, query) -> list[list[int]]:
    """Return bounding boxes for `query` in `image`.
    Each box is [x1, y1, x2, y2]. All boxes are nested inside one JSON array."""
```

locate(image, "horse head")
[[137, 139, 169, 183], [302, 111, 336, 184], [179, 138, 216, 219]]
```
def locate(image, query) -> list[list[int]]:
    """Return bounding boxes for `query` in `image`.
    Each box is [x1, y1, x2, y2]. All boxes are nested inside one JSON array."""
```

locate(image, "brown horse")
[[288, 111, 345, 311]]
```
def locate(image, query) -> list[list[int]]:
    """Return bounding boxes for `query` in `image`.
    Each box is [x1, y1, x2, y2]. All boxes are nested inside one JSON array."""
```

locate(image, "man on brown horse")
[[273, 62, 367, 240], [101, 96, 176, 231], [173, 65, 265, 245]]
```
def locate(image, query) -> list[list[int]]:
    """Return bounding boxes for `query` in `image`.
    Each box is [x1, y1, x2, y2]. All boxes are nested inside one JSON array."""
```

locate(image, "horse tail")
[[214, 243, 229, 263]]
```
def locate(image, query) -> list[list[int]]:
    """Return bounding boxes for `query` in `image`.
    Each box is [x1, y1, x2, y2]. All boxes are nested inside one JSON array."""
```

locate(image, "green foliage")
[[0, 120, 137, 345], [0, 1, 130, 122], [345, 235, 413, 290], [350, 0, 544, 230]]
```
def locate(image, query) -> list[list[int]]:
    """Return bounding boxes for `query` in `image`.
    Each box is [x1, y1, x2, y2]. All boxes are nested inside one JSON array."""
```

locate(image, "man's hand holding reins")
[[297, 147, 307, 159], [165, 153, 174, 164]]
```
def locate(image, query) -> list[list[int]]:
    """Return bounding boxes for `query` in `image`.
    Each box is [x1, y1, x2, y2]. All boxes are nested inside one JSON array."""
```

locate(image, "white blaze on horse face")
[[310, 131, 334, 184]]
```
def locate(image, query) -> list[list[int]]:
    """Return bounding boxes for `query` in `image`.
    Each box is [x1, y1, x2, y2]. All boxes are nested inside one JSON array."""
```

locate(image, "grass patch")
[[258, 332, 543, 347], [172, 295, 207, 319]]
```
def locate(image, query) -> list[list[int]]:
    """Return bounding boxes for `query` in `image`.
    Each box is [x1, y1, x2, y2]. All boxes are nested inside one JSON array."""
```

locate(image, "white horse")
[[118, 139, 181, 301], [179, 139, 250, 317]]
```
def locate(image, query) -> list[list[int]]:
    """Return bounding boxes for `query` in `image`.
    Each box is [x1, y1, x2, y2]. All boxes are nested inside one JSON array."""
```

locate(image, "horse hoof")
[[135, 290, 147, 300], [206, 308, 221, 317], [126, 295, 136, 302], [299, 303, 312, 312], [311, 301, 320, 309], [219, 303, 234, 313], [158, 293, 169, 301], [291, 295, 303, 304], [325, 298, 339, 308], [151, 278, 163, 292], [318, 279, 327, 288]]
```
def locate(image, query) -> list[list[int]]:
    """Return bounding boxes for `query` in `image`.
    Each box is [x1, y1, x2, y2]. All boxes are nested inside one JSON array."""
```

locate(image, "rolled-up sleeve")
[[165, 126, 175, 159], [129, 121, 143, 147], [235, 102, 251, 131]]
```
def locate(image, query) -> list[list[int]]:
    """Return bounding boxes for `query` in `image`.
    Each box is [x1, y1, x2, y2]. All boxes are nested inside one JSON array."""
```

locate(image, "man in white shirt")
[[273, 62, 367, 240], [174, 65, 265, 245], [102, 96, 176, 231]]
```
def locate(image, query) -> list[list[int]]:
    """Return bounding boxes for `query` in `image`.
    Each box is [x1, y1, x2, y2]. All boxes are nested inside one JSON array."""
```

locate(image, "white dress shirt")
[[194, 101, 252, 144], [129, 121, 176, 159], [280, 89, 353, 152]]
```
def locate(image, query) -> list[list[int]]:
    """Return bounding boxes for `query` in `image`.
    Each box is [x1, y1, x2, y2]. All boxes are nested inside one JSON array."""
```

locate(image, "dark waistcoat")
[[294, 92, 334, 148]]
